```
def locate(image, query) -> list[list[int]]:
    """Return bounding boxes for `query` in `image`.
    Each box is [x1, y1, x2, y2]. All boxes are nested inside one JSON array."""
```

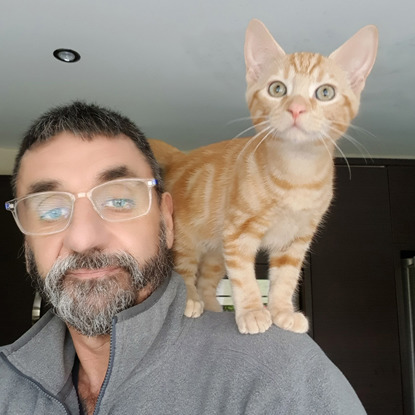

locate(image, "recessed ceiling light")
[[53, 49, 81, 63]]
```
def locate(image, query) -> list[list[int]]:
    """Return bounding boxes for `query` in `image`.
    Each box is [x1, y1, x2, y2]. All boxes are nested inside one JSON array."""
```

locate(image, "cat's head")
[[244, 19, 378, 146]]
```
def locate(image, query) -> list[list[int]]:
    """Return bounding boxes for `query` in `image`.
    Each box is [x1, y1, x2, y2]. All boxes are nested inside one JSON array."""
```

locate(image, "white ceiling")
[[0, 0, 414, 174]]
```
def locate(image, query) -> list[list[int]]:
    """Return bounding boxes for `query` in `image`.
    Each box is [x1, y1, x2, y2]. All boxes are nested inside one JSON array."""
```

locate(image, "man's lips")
[[66, 266, 121, 279]]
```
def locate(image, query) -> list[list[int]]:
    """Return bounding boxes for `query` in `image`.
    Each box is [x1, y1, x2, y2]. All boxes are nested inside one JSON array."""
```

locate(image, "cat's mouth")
[[268, 114, 308, 136], [265, 115, 328, 143], [276, 124, 327, 144], [278, 123, 308, 138], [290, 122, 306, 132]]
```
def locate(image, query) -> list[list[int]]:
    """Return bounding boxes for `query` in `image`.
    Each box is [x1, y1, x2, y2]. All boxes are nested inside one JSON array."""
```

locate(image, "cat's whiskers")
[[227, 115, 266, 125], [329, 124, 373, 162], [340, 133, 373, 162], [321, 134, 352, 179], [334, 121, 377, 139], [315, 134, 333, 158], [235, 121, 272, 163], [236, 129, 268, 163], [252, 127, 275, 156], [232, 120, 269, 140]]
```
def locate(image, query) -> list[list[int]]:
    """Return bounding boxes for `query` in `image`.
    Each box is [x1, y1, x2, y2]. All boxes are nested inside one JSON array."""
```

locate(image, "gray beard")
[[27, 223, 173, 337]]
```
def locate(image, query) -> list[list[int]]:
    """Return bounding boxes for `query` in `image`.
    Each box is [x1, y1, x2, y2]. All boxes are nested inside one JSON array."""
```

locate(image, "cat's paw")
[[236, 308, 272, 334], [272, 310, 309, 333], [184, 298, 204, 318]]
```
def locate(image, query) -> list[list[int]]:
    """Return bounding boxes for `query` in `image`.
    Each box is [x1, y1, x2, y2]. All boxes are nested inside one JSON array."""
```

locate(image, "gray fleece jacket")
[[0, 273, 366, 414]]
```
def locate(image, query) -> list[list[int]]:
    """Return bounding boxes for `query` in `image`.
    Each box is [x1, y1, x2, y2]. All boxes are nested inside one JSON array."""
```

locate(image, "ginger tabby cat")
[[150, 19, 378, 334]]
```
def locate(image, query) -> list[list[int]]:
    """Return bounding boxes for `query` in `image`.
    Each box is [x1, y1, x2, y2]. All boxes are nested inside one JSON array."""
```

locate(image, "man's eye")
[[104, 198, 135, 210], [40, 207, 70, 221]]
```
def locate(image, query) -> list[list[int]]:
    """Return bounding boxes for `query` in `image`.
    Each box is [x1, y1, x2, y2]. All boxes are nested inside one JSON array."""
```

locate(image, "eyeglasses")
[[5, 178, 158, 236]]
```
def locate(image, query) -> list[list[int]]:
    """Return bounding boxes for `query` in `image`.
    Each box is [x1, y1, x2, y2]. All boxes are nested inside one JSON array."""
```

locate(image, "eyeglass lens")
[[14, 180, 152, 235], [17, 193, 73, 235], [91, 180, 151, 220]]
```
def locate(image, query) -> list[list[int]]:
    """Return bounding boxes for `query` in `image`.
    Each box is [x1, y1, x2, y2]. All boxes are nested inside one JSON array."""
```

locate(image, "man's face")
[[17, 132, 174, 336]]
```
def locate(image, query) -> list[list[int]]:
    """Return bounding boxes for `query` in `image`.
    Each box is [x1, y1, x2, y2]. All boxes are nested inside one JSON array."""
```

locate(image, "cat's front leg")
[[184, 284, 205, 318], [224, 241, 272, 334], [173, 243, 205, 318], [197, 250, 226, 312], [267, 237, 311, 333]]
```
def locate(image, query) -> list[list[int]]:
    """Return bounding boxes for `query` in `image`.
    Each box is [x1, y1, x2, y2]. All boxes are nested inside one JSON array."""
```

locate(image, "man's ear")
[[161, 192, 174, 249]]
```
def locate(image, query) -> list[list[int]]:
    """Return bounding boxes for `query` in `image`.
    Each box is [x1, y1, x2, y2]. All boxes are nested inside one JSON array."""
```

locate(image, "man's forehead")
[[17, 133, 152, 195], [26, 165, 141, 194]]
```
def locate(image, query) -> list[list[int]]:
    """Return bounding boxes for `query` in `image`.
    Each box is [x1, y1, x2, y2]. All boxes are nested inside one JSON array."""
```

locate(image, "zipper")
[[0, 352, 71, 414], [92, 316, 117, 415]]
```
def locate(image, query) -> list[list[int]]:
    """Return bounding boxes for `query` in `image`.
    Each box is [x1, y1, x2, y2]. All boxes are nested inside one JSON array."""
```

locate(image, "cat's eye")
[[268, 81, 287, 98], [315, 84, 336, 101]]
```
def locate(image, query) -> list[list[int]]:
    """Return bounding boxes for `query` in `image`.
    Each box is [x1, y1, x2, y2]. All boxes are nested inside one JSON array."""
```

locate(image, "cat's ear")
[[329, 25, 378, 95], [244, 19, 286, 82]]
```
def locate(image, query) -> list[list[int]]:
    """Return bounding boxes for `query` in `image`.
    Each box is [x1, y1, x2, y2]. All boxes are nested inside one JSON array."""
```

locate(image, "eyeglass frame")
[[5, 178, 158, 236]]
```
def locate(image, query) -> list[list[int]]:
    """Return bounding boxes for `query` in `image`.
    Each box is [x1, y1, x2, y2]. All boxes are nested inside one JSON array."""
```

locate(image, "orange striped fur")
[[149, 19, 378, 334]]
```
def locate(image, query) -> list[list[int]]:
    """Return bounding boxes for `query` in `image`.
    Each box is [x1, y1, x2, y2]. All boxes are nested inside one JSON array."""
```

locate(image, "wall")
[[0, 148, 17, 175]]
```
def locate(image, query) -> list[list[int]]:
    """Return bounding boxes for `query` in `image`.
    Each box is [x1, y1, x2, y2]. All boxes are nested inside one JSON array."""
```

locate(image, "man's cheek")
[[24, 242, 48, 278]]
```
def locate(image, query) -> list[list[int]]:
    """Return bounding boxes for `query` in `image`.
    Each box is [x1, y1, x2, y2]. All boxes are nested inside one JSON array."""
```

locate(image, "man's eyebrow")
[[27, 180, 61, 194], [97, 166, 139, 183], [25, 166, 138, 196]]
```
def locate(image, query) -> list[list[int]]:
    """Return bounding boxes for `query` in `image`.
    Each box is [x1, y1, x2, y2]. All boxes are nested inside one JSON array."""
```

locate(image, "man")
[[0, 101, 366, 414]]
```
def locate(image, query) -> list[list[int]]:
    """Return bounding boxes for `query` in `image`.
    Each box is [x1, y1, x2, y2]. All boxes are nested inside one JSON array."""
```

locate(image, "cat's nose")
[[288, 102, 307, 120]]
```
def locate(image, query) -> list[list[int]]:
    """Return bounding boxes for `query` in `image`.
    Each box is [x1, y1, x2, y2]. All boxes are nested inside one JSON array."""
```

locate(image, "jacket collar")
[[3, 272, 187, 398]]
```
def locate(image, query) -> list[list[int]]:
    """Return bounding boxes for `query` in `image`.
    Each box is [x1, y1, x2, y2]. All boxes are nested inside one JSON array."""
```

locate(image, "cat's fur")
[[149, 19, 378, 334]]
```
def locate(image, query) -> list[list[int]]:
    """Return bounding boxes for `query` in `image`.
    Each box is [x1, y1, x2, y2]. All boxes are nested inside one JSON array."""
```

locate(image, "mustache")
[[24, 219, 173, 336], [48, 250, 137, 275], [43, 250, 142, 337], [43, 250, 142, 293]]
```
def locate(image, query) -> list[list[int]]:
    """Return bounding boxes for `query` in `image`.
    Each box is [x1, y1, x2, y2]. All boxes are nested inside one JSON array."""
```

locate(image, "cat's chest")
[[257, 172, 333, 213], [278, 185, 332, 211], [259, 182, 333, 248], [237, 154, 333, 213], [260, 205, 321, 250]]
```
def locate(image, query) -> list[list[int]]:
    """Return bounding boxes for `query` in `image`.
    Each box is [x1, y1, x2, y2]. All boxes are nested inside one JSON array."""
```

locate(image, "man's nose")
[[63, 198, 110, 253]]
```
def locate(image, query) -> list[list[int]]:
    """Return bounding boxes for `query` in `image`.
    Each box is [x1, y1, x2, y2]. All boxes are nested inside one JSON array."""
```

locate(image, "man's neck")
[[69, 327, 111, 414], [67, 287, 153, 413]]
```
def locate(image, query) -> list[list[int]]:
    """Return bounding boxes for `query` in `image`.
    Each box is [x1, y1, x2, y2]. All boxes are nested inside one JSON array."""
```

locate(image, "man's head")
[[10, 101, 174, 336], [11, 101, 164, 199]]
